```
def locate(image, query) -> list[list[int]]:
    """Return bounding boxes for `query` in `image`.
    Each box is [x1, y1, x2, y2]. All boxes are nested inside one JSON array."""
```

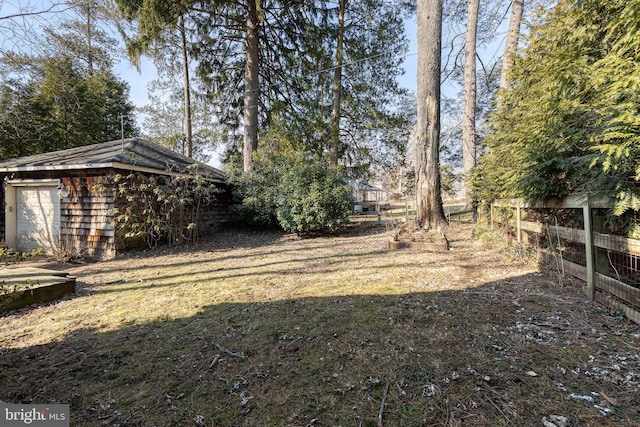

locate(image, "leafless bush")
[[49, 234, 87, 263]]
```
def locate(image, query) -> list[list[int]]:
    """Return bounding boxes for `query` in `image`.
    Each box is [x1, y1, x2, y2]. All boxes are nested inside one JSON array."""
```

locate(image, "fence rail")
[[490, 195, 640, 324]]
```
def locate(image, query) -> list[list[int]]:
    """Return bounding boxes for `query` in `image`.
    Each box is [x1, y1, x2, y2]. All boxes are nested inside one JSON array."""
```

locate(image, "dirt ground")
[[1, 221, 639, 426]]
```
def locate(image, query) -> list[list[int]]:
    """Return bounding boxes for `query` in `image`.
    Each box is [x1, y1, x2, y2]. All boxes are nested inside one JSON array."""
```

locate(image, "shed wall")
[[60, 176, 116, 260], [0, 185, 5, 243], [2, 169, 234, 259], [198, 184, 237, 233]]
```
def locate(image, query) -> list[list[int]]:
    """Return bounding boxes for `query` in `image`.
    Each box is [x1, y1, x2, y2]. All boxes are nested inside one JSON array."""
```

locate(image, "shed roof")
[[0, 138, 226, 182]]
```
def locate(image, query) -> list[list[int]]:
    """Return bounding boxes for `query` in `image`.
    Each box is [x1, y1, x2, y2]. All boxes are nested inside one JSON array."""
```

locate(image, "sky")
[[1, 1, 511, 168], [115, 59, 156, 110]]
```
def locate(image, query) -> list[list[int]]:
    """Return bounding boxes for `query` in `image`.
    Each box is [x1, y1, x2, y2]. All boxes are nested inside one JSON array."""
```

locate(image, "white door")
[[16, 186, 60, 252]]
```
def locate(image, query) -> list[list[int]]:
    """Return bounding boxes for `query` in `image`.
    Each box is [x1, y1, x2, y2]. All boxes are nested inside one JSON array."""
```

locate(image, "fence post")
[[516, 206, 522, 244], [490, 203, 494, 229], [583, 203, 595, 301]]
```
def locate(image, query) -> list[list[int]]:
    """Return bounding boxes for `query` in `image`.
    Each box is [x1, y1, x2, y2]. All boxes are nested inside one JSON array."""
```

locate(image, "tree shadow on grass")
[[123, 223, 388, 261], [1, 274, 639, 427], [65, 227, 387, 279]]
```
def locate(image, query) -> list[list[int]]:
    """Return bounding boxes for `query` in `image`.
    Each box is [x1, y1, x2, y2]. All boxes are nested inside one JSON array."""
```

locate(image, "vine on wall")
[[111, 170, 220, 248]]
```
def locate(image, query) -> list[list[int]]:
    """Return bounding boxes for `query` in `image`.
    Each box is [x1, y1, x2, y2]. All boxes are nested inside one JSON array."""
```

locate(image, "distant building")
[[345, 179, 390, 212]]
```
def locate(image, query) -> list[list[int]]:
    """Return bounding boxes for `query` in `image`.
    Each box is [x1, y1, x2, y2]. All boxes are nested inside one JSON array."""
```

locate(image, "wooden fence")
[[490, 195, 640, 324]]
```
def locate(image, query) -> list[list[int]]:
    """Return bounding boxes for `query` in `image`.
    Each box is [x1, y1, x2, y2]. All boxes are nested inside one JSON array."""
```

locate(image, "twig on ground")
[[601, 392, 618, 407], [377, 380, 390, 427], [212, 341, 246, 359], [486, 396, 511, 425], [209, 354, 220, 368], [467, 290, 584, 304]]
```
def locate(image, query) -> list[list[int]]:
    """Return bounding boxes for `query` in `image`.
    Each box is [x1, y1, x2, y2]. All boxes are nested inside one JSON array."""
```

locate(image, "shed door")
[[16, 186, 60, 252]]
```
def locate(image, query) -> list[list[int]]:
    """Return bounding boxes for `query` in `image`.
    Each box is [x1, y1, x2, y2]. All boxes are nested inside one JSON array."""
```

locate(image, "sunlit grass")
[[1, 224, 637, 426], [3, 226, 529, 347]]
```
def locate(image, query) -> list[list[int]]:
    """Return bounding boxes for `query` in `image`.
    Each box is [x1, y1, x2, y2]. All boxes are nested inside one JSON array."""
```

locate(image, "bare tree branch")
[[0, 2, 72, 20]]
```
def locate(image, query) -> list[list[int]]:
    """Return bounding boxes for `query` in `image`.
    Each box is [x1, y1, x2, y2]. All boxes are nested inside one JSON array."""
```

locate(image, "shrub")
[[0, 246, 44, 264], [472, 222, 504, 247], [230, 166, 280, 227], [49, 235, 87, 263], [229, 142, 354, 235], [276, 161, 353, 234], [111, 170, 220, 248]]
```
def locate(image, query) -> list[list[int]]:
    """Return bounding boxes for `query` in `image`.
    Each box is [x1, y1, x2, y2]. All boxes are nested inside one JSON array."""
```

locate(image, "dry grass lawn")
[[1, 221, 639, 426]]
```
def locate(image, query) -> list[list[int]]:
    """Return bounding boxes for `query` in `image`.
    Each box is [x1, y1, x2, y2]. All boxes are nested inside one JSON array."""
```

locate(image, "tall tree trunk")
[[462, 0, 479, 211], [243, 0, 260, 173], [180, 15, 193, 158], [415, 0, 447, 230], [499, 0, 524, 92], [85, 0, 94, 76], [330, 0, 346, 165]]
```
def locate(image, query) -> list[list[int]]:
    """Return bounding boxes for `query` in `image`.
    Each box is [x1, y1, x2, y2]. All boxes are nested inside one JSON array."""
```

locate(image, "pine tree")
[[415, 0, 447, 230]]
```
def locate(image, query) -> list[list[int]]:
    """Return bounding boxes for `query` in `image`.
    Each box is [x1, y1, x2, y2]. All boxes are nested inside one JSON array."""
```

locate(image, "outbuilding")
[[0, 138, 231, 260]]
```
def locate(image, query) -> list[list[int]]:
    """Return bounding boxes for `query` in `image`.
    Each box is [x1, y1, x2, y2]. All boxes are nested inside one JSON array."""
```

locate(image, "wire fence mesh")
[[488, 201, 640, 322]]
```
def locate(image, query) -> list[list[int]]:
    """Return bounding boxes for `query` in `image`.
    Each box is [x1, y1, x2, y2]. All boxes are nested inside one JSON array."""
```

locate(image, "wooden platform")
[[1, 267, 76, 312]]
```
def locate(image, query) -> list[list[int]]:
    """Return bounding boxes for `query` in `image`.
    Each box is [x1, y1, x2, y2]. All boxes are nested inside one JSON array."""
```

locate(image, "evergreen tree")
[[117, 0, 313, 172], [498, 0, 524, 93], [261, 0, 411, 178], [475, 0, 640, 222], [139, 81, 216, 163], [0, 54, 137, 159], [0, 71, 51, 159], [44, 0, 121, 74], [0, 0, 137, 158], [118, 0, 410, 175]]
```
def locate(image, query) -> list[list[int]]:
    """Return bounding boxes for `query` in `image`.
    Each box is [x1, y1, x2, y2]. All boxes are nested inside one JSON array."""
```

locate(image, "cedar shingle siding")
[[60, 176, 117, 260]]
